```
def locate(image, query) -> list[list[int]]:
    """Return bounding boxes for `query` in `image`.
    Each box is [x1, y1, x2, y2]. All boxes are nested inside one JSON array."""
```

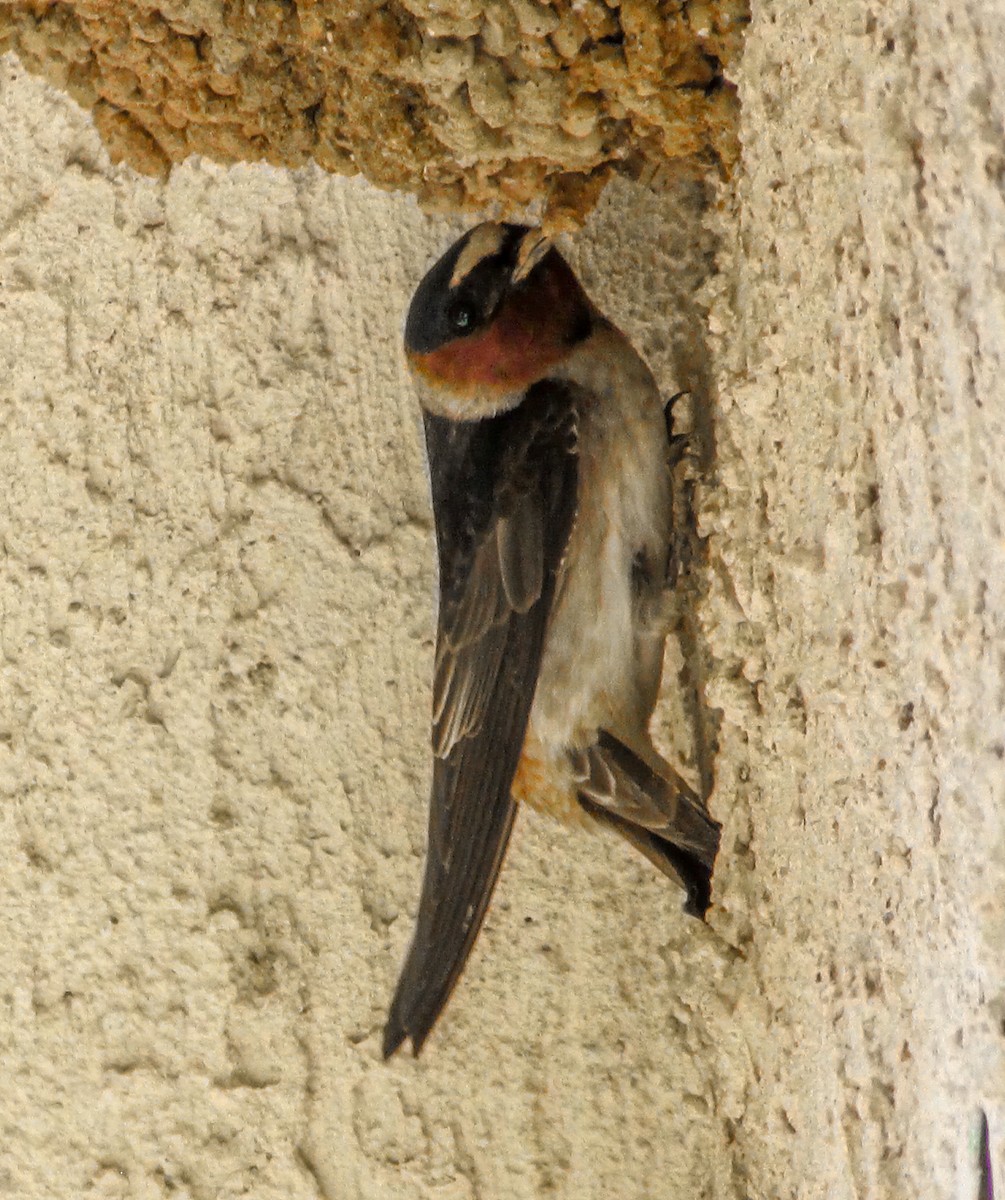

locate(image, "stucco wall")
[[703, 4, 1005, 1193], [1, 3, 1002, 1196]]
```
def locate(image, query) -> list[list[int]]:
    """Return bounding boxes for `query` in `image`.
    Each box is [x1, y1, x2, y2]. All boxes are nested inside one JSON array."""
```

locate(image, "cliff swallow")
[[383, 222, 721, 1057]]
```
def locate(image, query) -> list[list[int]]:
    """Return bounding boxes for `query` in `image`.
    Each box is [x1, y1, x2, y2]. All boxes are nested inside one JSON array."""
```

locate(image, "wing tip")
[[382, 1004, 433, 1060], [979, 1108, 994, 1200], [381, 1023, 409, 1060]]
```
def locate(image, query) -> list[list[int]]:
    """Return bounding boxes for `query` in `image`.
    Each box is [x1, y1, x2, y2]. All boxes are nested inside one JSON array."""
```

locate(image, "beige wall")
[[704, 3, 1005, 1192], [1, 5, 1002, 1195]]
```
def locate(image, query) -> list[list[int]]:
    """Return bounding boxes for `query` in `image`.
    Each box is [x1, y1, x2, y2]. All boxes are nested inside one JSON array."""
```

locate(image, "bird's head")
[[404, 223, 593, 419]]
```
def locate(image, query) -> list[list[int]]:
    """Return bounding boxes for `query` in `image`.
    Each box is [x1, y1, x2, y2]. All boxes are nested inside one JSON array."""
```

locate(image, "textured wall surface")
[[702, 3, 1005, 1194], [0, 54, 731, 1200], [1, 2, 1003, 1197]]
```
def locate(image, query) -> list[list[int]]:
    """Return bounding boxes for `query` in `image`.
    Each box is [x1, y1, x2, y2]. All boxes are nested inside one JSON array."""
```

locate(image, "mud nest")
[[2, 0, 746, 225]]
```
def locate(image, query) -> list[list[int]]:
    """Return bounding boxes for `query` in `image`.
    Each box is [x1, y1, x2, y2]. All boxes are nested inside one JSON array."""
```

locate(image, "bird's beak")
[[511, 230, 553, 284]]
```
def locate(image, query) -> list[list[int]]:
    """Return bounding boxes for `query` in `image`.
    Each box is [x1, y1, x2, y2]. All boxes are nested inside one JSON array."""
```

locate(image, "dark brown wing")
[[383, 382, 578, 1057], [978, 1110, 994, 1200]]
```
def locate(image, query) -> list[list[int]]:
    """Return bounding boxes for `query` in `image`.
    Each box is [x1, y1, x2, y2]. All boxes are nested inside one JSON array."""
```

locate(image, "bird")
[[383, 221, 721, 1058]]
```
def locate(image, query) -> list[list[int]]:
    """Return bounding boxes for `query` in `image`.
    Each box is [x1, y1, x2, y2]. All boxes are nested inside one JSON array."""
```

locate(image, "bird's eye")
[[448, 299, 477, 332]]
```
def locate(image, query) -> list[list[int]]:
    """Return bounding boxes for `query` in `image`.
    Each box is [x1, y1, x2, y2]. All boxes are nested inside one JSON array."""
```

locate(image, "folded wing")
[[383, 382, 578, 1057]]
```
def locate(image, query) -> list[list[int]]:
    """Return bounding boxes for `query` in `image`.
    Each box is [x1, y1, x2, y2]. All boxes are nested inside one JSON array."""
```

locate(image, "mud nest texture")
[[1, 0, 745, 223]]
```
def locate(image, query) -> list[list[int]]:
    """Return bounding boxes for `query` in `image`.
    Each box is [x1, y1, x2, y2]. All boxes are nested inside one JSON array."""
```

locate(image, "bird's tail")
[[572, 730, 720, 917]]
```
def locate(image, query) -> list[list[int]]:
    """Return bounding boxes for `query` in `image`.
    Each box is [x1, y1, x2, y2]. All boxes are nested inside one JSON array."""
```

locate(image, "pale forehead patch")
[[450, 223, 507, 288]]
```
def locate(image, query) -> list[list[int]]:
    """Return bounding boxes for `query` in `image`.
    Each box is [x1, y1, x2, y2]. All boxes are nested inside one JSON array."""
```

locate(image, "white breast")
[[529, 321, 673, 755]]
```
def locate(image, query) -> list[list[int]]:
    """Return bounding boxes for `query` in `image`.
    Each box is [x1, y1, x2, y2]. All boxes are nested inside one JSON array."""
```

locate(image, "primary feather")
[[383, 383, 578, 1057]]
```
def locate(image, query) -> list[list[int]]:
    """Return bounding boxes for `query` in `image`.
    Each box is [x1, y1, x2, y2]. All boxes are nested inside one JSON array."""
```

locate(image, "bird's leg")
[[664, 390, 691, 466], [663, 390, 701, 590]]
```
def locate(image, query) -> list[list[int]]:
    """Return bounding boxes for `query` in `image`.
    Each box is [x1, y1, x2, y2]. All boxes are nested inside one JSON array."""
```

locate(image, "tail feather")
[[573, 730, 720, 917]]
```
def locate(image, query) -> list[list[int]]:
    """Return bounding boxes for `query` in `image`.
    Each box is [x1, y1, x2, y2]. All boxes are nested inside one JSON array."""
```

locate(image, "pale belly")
[[515, 324, 673, 818]]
